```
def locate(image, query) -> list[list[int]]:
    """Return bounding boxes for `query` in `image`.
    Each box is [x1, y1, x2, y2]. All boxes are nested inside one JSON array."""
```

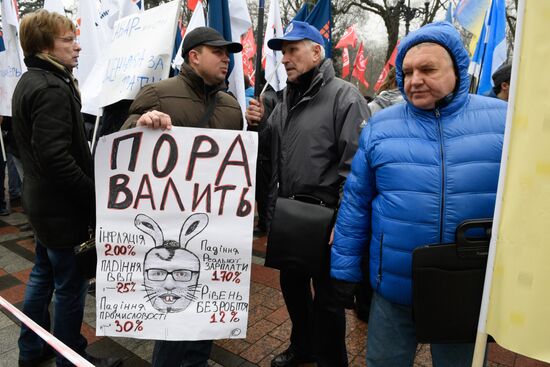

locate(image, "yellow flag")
[[485, 0, 550, 362]]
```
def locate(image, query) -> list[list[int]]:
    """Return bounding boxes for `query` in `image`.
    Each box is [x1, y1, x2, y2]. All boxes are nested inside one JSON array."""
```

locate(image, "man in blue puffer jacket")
[[330, 22, 507, 366]]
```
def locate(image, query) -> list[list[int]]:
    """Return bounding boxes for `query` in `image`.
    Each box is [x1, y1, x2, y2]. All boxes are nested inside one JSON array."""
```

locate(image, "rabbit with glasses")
[[137, 213, 208, 313]]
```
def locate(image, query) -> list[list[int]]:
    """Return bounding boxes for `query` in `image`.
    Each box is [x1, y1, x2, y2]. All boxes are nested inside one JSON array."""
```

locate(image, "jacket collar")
[[25, 55, 73, 80], [179, 63, 227, 99], [286, 58, 335, 101], [24, 55, 81, 103]]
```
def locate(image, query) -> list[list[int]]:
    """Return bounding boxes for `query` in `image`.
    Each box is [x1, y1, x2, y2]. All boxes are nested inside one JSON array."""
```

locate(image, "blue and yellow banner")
[[455, 0, 491, 53]]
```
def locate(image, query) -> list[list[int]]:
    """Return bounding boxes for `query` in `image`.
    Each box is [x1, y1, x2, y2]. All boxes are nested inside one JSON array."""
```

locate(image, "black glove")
[[331, 278, 359, 310]]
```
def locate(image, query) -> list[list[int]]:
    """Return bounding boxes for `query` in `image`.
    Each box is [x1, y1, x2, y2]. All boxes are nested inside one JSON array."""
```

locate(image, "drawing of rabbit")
[[136, 213, 209, 313]]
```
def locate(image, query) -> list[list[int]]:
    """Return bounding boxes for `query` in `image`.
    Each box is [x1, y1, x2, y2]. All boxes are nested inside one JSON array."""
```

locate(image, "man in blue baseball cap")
[[246, 21, 370, 367]]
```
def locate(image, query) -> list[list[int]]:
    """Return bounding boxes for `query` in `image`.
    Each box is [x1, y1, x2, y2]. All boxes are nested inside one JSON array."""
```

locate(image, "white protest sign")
[[0, 43, 22, 116], [94, 126, 257, 341], [0, 0, 26, 116], [99, 0, 180, 107]]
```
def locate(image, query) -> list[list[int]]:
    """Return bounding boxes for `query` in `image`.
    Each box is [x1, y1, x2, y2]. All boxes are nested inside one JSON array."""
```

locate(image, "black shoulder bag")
[[265, 194, 337, 275]]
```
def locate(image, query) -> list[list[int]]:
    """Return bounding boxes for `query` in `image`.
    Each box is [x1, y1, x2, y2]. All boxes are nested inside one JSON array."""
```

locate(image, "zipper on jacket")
[[435, 108, 445, 243], [376, 233, 384, 289]]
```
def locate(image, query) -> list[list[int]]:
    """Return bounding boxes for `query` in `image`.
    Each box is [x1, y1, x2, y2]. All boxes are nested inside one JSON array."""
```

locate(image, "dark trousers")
[[255, 159, 271, 230], [18, 240, 88, 367], [152, 340, 213, 367], [280, 268, 348, 367]]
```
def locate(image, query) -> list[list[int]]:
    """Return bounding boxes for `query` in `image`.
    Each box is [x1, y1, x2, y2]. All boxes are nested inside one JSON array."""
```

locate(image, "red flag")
[[188, 0, 199, 11], [241, 28, 256, 86], [374, 41, 399, 91], [352, 43, 369, 89], [342, 47, 350, 78], [335, 25, 358, 49], [241, 28, 256, 60]]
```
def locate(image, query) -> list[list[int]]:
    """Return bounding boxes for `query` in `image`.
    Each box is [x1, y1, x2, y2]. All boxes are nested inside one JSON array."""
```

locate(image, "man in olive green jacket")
[[122, 27, 243, 131], [122, 27, 243, 367]]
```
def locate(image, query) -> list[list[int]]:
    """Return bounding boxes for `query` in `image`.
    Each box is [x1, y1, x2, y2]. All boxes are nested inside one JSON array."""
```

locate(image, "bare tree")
[[17, 0, 45, 16], [505, 0, 517, 53], [341, 0, 447, 61]]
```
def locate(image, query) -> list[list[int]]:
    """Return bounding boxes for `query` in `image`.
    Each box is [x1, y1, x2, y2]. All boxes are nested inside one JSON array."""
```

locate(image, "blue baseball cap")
[[267, 21, 324, 51]]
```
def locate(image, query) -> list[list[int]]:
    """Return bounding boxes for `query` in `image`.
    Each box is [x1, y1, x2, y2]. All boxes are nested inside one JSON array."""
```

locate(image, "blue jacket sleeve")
[[331, 123, 376, 282]]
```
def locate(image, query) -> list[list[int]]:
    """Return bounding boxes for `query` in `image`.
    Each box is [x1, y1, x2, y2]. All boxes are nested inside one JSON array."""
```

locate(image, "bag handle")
[[455, 219, 492, 259], [289, 194, 329, 207]]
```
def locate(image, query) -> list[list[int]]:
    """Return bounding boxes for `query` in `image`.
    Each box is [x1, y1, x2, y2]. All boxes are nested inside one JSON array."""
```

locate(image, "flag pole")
[[471, 1, 525, 365], [90, 112, 102, 153], [0, 127, 7, 162], [253, 0, 265, 98]]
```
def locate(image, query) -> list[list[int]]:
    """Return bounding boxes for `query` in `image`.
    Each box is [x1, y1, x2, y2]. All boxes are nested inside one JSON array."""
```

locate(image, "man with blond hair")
[[122, 26, 243, 367]]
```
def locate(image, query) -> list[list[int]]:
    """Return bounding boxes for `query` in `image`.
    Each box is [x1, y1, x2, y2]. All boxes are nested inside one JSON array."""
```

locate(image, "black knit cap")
[[182, 27, 243, 57]]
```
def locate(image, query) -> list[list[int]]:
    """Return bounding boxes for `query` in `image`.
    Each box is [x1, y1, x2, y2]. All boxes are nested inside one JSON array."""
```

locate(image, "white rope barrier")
[[0, 296, 94, 367]]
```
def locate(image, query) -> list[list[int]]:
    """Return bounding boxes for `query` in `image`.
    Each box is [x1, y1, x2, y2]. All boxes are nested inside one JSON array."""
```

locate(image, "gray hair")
[[304, 39, 326, 60]]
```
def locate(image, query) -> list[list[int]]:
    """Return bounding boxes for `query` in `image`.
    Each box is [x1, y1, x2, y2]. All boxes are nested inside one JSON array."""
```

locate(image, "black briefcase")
[[412, 219, 492, 343], [265, 195, 336, 275]]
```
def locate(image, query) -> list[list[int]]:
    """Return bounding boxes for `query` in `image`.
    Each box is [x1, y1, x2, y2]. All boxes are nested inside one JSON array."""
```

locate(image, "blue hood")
[[395, 21, 470, 116]]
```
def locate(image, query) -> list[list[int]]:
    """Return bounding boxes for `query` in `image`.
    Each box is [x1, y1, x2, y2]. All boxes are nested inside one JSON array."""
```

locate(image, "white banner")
[[0, 0, 26, 116], [99, 1, 180, 107], [94, 126, 257, 341]]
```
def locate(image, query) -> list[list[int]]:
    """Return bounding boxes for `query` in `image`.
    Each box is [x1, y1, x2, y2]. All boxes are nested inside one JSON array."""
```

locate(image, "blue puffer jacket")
[[330, 22, 507, 306]]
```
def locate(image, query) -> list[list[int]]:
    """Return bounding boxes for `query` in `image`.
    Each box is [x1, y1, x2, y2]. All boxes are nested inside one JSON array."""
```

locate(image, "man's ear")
[[188, 49, 199, 66], [313, 44, 322, 62], [502, 82, 510, 92]]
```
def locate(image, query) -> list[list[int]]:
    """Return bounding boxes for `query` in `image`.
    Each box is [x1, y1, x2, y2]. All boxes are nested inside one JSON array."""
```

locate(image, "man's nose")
[[282, 53, 290, 64], [410, 70, 423, 85]]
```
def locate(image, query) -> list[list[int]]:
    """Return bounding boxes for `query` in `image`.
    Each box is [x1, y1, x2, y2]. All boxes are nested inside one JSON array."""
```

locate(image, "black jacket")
[[266, 59, 370, 223], [12, 56, 94, 249]]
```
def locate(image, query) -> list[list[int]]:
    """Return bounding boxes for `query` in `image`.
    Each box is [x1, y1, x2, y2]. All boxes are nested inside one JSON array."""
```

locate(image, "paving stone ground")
[[0, 206, 548, 367]]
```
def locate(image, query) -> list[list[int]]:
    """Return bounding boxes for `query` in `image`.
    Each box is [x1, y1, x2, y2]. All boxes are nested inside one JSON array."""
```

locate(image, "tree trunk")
[[384, 16, 399, 62]]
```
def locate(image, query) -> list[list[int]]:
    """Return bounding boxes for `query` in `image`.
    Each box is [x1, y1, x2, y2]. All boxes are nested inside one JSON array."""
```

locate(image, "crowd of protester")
[[2, 7, 514, 367]]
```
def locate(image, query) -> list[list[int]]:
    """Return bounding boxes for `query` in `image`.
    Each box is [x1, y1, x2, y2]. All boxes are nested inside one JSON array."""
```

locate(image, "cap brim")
[[203, 40, 243, 53], [267, 36, 311, 51]]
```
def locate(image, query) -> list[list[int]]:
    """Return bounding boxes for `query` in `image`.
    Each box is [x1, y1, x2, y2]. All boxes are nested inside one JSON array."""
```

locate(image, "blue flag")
[[206, 0, 252, 117], [207, 0, 234, 74], [0, 31, 5, 53], [473, 0, 507, 95], [469, 14, 488, 81], [305, 0, 332, 58], [292, 3, 309, 22]]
